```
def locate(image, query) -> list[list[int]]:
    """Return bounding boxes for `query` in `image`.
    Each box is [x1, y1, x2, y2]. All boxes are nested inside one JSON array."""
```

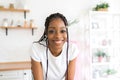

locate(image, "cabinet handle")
[[24, 73, 27, 75]]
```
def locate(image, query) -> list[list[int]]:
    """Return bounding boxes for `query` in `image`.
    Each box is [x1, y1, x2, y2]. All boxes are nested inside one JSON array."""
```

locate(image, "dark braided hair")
[[37, 13, 68, 42], [34, 13, 69, 80]]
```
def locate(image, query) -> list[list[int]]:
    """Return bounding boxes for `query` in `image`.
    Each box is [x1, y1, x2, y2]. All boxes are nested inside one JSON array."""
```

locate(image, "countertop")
[[0, 61, 31, 71]]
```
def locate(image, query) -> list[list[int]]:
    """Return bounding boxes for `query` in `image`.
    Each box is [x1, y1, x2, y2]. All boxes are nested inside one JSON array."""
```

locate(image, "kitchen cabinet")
[[89, 11, 120, 80], [0, 8, 37, 35], [0, 61, 32, 80], [0, 70, 32, 80]]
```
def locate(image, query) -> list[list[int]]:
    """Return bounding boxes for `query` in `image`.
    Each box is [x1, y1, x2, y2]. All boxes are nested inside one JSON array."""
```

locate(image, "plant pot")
[[98, 56, 103, 62], [98, 8, 108, 11]]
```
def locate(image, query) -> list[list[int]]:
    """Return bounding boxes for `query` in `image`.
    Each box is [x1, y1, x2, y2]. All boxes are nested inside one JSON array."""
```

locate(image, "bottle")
[[17, 20, 21, 27], [9, 3, 14, 9], [30, 19, 34, 28], [2, 18, 8, 27], [24, 20, 27, 27], [10, 19, 14, 27]]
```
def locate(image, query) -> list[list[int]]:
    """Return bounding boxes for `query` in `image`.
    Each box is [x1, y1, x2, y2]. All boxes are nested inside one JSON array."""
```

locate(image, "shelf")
[[0, 26, 37, 36], [0, 61, 31, 71], [0, 8, 30, 19], [0, 26, 37, 29], [0, 8, 37, 36], [89, 11, 120, 15], [90, 11, 120, 80], [92, 75, 120, 80], [92, 62, 110, 66], [0, 8, 30, 12]]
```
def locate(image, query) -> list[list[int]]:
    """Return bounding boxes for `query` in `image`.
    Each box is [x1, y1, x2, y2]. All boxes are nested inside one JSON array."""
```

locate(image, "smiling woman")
[[30, 13, 79, 80]]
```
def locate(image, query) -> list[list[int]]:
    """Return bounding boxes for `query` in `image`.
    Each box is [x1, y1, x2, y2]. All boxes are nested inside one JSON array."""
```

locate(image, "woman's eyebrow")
[[48, 26, 66, 29]]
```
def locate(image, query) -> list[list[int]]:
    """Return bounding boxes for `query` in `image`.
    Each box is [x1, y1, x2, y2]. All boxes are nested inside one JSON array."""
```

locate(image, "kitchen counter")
[[0, 61, 31, 71]]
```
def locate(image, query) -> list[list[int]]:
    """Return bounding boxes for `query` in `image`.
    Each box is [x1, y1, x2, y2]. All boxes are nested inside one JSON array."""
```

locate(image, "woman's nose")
[[55, 31, 61, 38]]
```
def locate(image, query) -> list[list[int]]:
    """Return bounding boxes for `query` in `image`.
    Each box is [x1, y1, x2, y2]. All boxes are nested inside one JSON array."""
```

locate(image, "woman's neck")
[[48, 46, 62, 57]]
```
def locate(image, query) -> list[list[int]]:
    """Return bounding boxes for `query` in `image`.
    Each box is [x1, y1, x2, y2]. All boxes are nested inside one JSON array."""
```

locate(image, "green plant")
[[93, 2, 109, 11], [95, 50, 106, 57], [105, 69, 116, 75], [68, 19, 79, 26]]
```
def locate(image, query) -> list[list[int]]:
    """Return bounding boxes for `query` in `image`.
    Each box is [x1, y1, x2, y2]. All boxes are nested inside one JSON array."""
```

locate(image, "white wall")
[[1, 0, 120, 61], [0, 0, 89, 62]]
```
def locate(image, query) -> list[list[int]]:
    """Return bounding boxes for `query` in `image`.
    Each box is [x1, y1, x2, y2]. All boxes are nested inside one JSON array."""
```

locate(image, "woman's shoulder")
[[68, 41, 79, 60], [31, 41, 47, 62]]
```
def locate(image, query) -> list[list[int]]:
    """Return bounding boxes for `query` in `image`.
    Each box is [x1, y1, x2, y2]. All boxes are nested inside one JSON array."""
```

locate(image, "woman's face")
[[47, 18, 67, 50]]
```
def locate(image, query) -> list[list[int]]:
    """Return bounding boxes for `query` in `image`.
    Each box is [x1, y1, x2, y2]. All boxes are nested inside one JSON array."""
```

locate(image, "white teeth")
[[54, 40, 62, 44]]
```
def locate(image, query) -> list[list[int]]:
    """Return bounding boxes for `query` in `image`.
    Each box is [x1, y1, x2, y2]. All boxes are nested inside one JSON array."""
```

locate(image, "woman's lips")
[[53, 40, 63, 44]]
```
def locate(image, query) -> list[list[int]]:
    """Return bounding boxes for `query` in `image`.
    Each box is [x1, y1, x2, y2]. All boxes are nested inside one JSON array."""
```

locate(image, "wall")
[[0, 0, 92, 61], [0, 0, 120, 80]]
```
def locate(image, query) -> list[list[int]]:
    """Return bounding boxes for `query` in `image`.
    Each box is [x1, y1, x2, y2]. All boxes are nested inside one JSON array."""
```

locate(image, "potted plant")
[[93, 2, 109, 11], [95, 50, 106, 62], [105, 69, 116, 75]]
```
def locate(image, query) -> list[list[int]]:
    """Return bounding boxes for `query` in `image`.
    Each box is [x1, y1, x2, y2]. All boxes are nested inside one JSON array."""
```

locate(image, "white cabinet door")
[[23, 70, 32, 80], [89, 11, 120, 80], [0, 70, 32, 80]]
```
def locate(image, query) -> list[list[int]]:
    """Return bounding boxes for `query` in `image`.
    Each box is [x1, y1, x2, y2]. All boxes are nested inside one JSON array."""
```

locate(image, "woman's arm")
[[31, 59, 43, 80], [66, 58, 77, 80]]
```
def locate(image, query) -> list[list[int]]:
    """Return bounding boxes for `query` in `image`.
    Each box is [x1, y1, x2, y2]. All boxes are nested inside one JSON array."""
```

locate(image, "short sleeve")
[[30, 43, 41, 62], [69, 43, 79, 61]]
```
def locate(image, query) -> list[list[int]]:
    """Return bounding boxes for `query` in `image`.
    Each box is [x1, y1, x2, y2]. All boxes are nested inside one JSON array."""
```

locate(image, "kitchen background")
[[0, 0, 120, 80]]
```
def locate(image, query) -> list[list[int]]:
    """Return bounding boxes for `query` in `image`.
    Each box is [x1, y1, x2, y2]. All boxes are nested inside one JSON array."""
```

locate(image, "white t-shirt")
[[30, 41, 79, 80]]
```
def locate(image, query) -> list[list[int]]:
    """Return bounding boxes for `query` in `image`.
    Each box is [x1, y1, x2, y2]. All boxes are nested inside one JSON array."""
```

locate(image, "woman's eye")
[[61, 30, 66, 33], [48, 30, 55, 34]]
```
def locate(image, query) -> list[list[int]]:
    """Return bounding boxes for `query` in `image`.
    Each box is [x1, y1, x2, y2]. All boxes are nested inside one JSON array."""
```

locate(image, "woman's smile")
[[54, 39, 63, 44]]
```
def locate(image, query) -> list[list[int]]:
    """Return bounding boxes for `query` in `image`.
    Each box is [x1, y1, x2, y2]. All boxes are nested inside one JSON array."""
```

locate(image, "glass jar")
[[30, 19, 34, 28], [2, 18, 8, 27]]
